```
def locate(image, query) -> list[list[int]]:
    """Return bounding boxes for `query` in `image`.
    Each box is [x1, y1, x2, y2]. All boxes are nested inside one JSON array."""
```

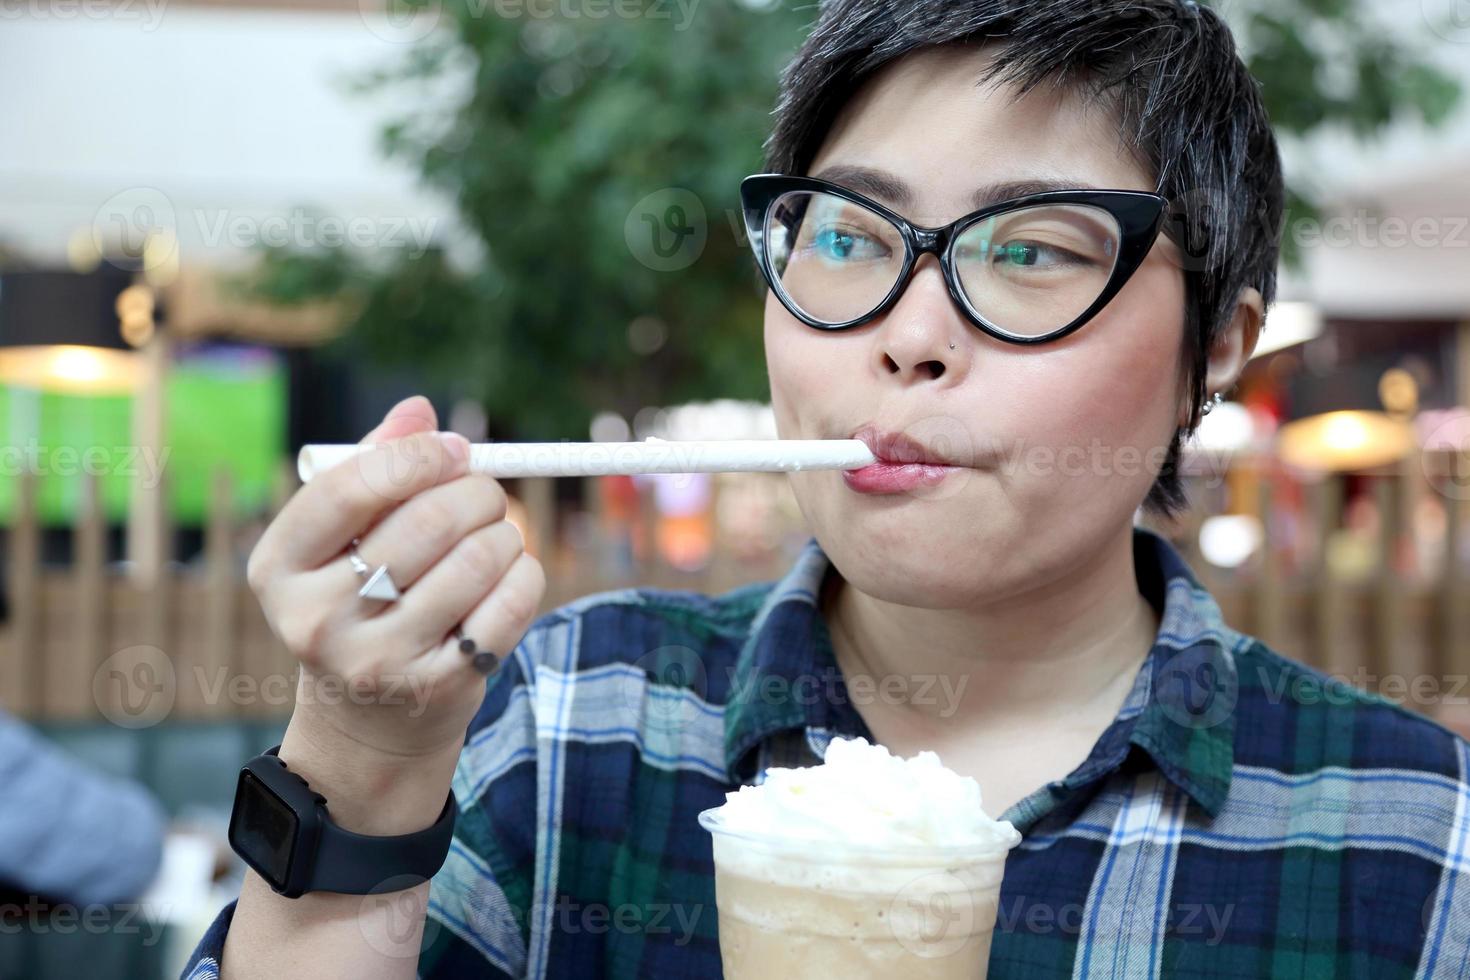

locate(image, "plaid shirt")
[[184, 525, 1470, 979]]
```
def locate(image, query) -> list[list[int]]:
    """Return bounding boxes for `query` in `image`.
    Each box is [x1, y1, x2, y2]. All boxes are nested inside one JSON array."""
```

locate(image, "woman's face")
[[765, 43, 1189, 607]]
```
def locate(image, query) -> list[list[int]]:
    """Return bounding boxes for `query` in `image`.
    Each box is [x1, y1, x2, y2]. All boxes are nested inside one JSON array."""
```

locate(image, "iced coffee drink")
[[699, 736, 1021, 979]]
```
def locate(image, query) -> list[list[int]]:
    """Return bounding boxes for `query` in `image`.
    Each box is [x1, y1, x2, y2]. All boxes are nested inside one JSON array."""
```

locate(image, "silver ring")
[[348, 537, 401, 603]]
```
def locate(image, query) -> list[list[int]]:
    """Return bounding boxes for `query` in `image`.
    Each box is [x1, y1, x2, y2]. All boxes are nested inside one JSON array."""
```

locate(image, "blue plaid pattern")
[[183, 525, 1470, 978]]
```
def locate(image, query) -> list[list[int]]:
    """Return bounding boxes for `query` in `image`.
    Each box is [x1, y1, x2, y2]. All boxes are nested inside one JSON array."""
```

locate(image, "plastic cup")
[[698, 806, 1016, 979]]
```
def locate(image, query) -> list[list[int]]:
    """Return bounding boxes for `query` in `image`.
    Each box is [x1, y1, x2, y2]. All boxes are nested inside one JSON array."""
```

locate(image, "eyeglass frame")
[[740, 172, 1171, 346]]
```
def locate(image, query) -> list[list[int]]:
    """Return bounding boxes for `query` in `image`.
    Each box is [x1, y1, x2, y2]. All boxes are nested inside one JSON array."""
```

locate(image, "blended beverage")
[[699, 736, 1021, 979]]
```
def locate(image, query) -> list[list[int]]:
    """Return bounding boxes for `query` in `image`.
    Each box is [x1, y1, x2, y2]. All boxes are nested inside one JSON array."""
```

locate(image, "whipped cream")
[[715, 736, 1020, 853]]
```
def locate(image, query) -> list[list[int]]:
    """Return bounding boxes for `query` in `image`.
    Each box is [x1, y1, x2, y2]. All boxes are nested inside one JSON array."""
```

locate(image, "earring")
[[1200, 391, 1224, 416], [949, 342, 956, 350]]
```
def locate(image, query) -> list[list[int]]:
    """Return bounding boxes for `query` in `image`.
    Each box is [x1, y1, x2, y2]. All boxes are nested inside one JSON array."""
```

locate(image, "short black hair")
[[761, 0, 1285, 518]]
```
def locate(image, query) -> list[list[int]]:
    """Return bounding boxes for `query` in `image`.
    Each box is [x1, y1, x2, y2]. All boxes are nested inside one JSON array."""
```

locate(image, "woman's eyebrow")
[[809, 164, 1099, 211]]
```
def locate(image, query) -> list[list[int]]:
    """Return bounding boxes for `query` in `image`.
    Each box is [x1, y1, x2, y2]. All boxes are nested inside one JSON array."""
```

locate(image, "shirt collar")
[[1092, 526, 1237, 818], [723, 525, 1236, 819]]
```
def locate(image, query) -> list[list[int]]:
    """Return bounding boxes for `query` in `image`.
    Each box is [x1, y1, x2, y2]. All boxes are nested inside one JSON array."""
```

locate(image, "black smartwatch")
[[228, 745, 457, 899]]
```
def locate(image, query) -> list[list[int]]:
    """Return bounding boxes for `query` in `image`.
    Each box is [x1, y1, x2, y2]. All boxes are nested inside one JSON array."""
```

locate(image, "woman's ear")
[[1180, 286, 1264, 427]]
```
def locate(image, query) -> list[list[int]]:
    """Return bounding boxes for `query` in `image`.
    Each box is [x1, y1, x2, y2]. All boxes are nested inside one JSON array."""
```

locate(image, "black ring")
[[451, 625, 499, 674]]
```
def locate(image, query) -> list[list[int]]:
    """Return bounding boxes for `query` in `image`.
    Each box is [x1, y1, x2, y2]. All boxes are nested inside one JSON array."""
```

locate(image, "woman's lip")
[[842, 461, 960, 494]]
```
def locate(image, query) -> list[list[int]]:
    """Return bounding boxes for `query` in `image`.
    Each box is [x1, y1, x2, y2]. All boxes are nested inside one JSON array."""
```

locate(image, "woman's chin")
[[817, 522, 989, 597]]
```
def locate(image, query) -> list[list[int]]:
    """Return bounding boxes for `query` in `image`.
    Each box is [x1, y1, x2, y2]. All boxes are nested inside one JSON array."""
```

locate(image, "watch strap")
[[311, 789, 458, 895]]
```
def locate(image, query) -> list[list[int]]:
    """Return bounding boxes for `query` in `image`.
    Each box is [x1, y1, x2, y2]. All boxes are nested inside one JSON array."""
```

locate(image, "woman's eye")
[[809, 226, 886, 261], [990, 240, 1080, 268]]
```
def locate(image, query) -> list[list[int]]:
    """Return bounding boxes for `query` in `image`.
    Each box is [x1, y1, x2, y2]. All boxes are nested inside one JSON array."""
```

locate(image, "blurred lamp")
[[590, 410, 630, 442], [1378, 367, 1418, 417], [1187, 399, 1255, 453], [1276, 410, 1415, 472], [0, 268, 145, 394], [1198, 514, 1263, 568], [1250, 301, 1322, 360]]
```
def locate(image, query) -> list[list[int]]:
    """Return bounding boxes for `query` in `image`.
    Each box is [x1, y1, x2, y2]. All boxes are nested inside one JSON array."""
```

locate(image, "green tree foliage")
[[246, 0, 1459, 440]]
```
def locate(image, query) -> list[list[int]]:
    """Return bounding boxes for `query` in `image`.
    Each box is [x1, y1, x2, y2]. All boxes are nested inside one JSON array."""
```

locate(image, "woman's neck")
[[820, 523, 1161, 729]]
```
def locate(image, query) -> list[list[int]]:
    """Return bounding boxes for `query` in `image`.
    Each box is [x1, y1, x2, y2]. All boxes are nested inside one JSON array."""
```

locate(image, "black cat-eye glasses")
[[741, 173, 1170, 345]]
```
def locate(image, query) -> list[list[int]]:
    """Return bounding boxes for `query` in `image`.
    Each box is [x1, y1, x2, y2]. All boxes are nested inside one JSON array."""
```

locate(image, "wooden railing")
[[1152, 453, 1470, 731], [4, 455, 1469, 728], [0, 465, 795, 722]]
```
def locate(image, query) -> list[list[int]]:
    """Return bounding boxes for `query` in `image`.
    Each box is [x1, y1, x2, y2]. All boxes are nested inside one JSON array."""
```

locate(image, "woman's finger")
[[285, 473, 509, 630], [264, 429, 471, 573], [361, 395, 437, 445], [348, 519, 526, 664], [416, 550, 547, 677], [344, 473, 508, 594]]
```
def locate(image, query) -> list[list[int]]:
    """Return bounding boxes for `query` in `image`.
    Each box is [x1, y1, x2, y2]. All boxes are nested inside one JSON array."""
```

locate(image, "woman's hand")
[[245, 395, 547, 784]]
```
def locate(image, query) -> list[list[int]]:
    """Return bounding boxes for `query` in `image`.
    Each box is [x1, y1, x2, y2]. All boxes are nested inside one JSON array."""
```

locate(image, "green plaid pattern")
[[183, 526, 1470, 978]]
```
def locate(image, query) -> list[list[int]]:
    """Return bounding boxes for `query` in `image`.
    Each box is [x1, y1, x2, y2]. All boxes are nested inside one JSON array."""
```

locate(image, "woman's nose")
[[873, 255, 968, 383]]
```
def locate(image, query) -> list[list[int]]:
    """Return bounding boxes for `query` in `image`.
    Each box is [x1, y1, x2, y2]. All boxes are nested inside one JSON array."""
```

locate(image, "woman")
[[185, 1, 1470, 977]]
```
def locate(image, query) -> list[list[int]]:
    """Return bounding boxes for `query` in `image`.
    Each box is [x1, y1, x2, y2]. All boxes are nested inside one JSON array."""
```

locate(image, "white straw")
[[297, 438, 877, 483]]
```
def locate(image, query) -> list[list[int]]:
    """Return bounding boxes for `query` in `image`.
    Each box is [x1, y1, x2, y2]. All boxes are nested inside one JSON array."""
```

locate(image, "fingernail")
[[385, 395, 414, 420], [439, 432, 470, 468]]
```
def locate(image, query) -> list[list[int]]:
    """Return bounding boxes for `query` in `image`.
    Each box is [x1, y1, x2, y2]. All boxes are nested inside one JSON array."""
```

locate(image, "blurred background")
[[1, 0, 1468, 975]]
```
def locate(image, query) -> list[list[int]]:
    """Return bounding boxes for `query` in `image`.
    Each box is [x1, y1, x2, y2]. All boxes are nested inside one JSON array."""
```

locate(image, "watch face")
[[231, 770, 299, 890]]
